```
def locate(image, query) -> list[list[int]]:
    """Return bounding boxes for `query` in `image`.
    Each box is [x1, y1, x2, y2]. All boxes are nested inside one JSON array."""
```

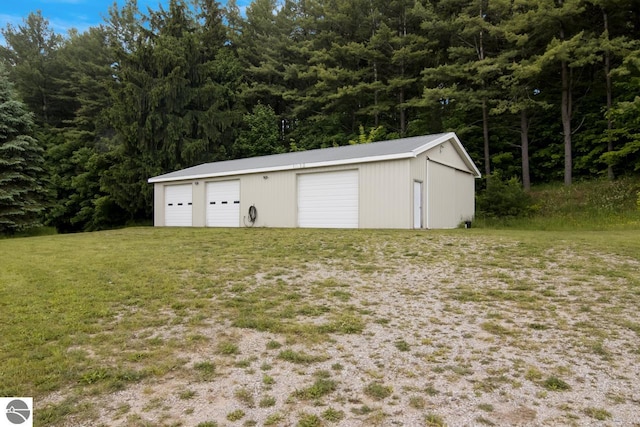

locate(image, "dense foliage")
[[0, 0, 639, 232], [476, 174, 533, 219], [0, 65, 45, 234]]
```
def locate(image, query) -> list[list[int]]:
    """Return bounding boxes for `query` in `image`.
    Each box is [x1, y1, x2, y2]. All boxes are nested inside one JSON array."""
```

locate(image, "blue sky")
[[0, 0, 248, 42], [1, 0, 167, 38]]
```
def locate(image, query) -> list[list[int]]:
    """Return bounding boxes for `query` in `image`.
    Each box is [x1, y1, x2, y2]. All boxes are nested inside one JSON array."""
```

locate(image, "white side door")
[[413, 181, 422, 229]]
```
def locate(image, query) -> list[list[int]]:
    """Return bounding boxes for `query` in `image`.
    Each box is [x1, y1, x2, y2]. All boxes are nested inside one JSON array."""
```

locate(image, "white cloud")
[[0, 14, 23, 46], [41, 0, 88, 4], [0, 12, 100, 46], [49, 16, 100, 36], [0, 13, 24, 30]]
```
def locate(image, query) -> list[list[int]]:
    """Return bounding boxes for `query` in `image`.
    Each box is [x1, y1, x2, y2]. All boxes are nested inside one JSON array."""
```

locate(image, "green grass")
[[364, 382, 393, 400], [425, 413, 446, 426], [297, 413, 322, 427], [277, 349, 327, 364], [584, 407, 612, 420], [264, 413, 284, 425], [543, 376, 571, 391], [293, 372, 338, 401], [322, 407, 345, 422], [394, 339, 411, 351], [259, 395, 276, 408], [226, 409, 245, 421], [1, 223, 640, 425], [193, 361, 216, 381]]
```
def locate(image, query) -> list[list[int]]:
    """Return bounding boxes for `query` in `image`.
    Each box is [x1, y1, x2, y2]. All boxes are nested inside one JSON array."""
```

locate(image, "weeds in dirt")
[[425, 413, 445, 426], [322, 407, 345, 422], [408, 396, 426, 409], [584, 407, 612, 420], [297, 413, 322, 427], [259, 396, 276, 408], [364, 382, 393, 400], [543, 376, 571, 391], [234, 387, 255, 407], [278, 349, 327, 364], [264, 413, 284, 425]]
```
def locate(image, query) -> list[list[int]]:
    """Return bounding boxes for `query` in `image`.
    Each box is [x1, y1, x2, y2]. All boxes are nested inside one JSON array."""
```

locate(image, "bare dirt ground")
[[50, 236, 640, 426]]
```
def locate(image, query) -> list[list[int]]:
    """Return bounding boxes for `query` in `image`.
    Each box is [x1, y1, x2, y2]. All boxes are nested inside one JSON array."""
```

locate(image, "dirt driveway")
[[51, 234, 640, 426]]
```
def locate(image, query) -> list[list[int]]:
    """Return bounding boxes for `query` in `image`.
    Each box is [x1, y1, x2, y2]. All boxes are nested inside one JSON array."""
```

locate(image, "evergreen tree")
[[0, 65, 45, 234], [420, 0, 507, 176], [525, 0, 598, 186], [104, 0, 243, 219], [490, 0, 553, 190], [46, 27, 119, 232], [0, 11, 74, 128], [601, 48, 640, 171]]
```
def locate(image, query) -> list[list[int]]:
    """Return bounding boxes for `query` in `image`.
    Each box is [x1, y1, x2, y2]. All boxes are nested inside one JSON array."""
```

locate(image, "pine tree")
[[46, 27, 119, 232], [0, 11, 73, 128], [420, 0, 507, 176], [0, 65, 45, 234], [104, 0, 243, 219]]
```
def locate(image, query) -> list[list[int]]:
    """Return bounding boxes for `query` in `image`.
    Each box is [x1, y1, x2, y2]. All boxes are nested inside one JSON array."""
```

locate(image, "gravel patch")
[[49, 236, 640, 426]]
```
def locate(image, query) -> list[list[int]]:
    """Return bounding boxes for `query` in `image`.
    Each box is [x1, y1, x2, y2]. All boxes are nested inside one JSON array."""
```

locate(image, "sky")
[[0, 0, 248, 43]]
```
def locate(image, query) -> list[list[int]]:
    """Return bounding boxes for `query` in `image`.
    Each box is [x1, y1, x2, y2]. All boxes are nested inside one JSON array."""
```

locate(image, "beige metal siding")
[[359, 159, 411, 228], [426, 160, 456, 228], [455, 170, 475, 223], [426, 160, 476, 228], [192, 181, 206, 226], [424, 140, 472, 173], [241, 171, 296, 227], [153, 183, 165, 226]]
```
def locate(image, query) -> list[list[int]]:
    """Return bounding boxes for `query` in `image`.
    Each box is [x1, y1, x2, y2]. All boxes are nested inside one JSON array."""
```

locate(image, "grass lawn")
[[1, 227, 639, 426]]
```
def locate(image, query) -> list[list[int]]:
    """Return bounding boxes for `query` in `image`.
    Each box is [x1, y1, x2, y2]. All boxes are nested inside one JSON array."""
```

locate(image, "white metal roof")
[[148, 132, 481, 183]]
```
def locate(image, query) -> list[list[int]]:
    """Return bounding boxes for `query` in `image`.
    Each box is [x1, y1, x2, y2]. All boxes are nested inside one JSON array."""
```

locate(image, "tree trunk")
[[520, 109, 531, 191], [479, 1, 490, 176], [482, 97, 490, 176], [603, 9, 614, 180], [561, 59, 572, 186], [373, 61, 379, 127], [559, 18, 572, 186], [399, 8, 407, 136], [399, 88, 406, 137]]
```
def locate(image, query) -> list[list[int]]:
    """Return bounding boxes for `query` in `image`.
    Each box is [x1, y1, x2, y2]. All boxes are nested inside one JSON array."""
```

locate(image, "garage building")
[[148, 132, 481, 229]]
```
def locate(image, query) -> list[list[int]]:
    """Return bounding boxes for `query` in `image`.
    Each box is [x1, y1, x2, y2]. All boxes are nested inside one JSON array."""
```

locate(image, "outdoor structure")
[[148, 132, 481, 229]]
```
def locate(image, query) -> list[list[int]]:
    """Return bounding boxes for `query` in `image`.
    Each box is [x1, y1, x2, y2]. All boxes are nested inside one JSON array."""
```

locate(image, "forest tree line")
[[0, 0, 639, 233]]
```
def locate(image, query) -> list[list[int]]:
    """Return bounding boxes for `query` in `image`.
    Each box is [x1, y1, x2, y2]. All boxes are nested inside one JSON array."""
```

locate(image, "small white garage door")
[[165, 184, 192, 226], [298, 170, 358, 228], [206, 180, 240, 227]]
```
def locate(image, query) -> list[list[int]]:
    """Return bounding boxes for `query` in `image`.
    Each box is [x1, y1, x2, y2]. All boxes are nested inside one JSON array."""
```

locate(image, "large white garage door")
[[298, 170, 358, 228], [165, 184, 192, 226], [206, 180, 240, 227]]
